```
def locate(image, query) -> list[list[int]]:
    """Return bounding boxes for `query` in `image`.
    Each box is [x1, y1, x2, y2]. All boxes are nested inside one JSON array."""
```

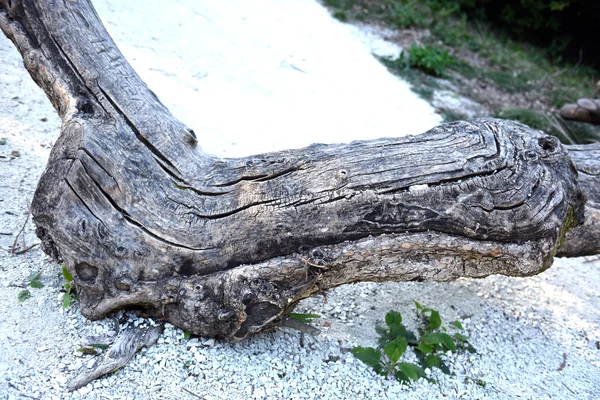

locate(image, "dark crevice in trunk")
[[96, 85, 185, 182]]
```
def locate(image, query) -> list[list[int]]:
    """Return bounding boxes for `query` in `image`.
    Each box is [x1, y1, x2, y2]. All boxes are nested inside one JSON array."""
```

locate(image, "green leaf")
[[394, 370, 411, 384], [29, 280, 44, 289], [416, 342, 433, 354], [454, 332, 469, 342], [388, 323, 407, 341], [184, 331, 191, 340], [88, 343, 109, 349], [403, 329, 418, 345], [77, 346, 98, 355], [62, 265, 73, 282], [466, 344, 477, 354], [373, 364, 386, 376], [439, 359, 451, 374], [422, 332, 457, 352], [18, 290, 31, 303], [452, 320, 463, 330], [424, 354, 441, 369], [351, 346, 382, 368], [289, 313, 320, 321], [27, 271, 41, 282], [377, 337, 389, 348], [429, 310, 442, 330], [62, 293, 72, 308], [384, 336, 408, 363], [413, 300, 423, 310], [375, 324, 388, 336], [398, 362, 426, 381], [385, 310, 402, 326]]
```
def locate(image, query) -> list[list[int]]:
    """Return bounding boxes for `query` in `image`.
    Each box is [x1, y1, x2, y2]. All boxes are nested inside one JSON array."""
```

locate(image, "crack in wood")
[[2, 0, 597, 344], [96, 84, 185, 182]]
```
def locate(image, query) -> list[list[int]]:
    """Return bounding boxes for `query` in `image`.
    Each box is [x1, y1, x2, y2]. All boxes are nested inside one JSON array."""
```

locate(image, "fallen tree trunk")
[[1, 0, 598, 339], [557, 142, 600, 257]]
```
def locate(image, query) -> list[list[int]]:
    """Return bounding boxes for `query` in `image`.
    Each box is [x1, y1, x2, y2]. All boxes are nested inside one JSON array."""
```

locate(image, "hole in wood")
[[115, 281, 131, 291], [235, 302, 282, 338], [179, 258, 195, 277], [75, 262, 99, 283], [538, 136, 558, 153]]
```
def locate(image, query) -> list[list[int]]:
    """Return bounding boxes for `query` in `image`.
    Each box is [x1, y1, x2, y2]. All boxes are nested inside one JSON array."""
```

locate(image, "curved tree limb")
[[67, 324, 164, 391], [1, 0, 598, 340], [558, 143, 600, 256]]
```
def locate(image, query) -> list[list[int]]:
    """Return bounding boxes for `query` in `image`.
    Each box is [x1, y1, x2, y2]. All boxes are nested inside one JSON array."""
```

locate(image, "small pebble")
[[68, 360, 83, 371]]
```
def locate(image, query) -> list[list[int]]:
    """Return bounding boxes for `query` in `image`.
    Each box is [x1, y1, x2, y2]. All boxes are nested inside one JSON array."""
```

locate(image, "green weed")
[[389, 0, 430, 28], [289, 313, 321, 322], [28, 271, 43, 288], [332, 10, 348, 21], [496, 109, 600, 144], [61, 265, 76, 308], [442, 110, 466, 123], [496, 109, 555, 130], [18, 290, 31, 303], [378, 56, 441, 100], [17, 271, 43, 303], [402, 44, 455, 77], [561, 120, 600, 144], [352, 302, 476, 386]]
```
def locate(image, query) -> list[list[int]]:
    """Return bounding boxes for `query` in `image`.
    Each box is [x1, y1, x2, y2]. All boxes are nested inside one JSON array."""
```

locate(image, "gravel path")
[[1, 1, 599, 399]]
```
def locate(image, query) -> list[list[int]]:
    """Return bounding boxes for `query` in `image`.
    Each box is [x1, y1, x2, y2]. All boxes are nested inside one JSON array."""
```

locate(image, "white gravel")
[[1, 1, 599, 399]]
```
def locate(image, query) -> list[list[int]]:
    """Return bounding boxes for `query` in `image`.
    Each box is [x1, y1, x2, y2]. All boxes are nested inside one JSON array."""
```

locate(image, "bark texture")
[[1, 0, 598, 339], [68, 324, 163, 391], [558, 143, 600, 256]]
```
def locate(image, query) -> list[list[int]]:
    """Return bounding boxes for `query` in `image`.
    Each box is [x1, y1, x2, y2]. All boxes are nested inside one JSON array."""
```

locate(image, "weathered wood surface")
[[68, 324, 163, 391], [1, 0, 598, 339], [558, 143, 600, 256]]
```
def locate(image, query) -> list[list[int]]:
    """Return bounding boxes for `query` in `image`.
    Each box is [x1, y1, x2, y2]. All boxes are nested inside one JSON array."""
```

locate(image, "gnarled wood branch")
[[1, 0, 598, 339], [558, 143, 600, 256]]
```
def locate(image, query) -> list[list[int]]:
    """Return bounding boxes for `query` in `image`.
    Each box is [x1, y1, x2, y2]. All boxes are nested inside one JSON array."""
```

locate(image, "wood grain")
[[1, 0, 597, 339]]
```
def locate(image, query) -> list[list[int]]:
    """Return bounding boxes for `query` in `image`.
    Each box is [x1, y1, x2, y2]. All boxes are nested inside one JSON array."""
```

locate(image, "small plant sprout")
[[399, 44, 456, 77], [352, 302, 476, 386], [289, 313, 321, 322], [284, 313, 322, 347], [18, 289, 31, 303], [17, 271, 44, 303], [28, 271, 44, 288], [61, 265, 76, 308]]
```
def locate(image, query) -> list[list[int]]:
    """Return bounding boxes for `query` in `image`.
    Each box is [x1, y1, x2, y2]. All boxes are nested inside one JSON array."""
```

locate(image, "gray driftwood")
[[68, 324, 163, 391], [1, 0, 599, 342], [557, 143, 600, 257]]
